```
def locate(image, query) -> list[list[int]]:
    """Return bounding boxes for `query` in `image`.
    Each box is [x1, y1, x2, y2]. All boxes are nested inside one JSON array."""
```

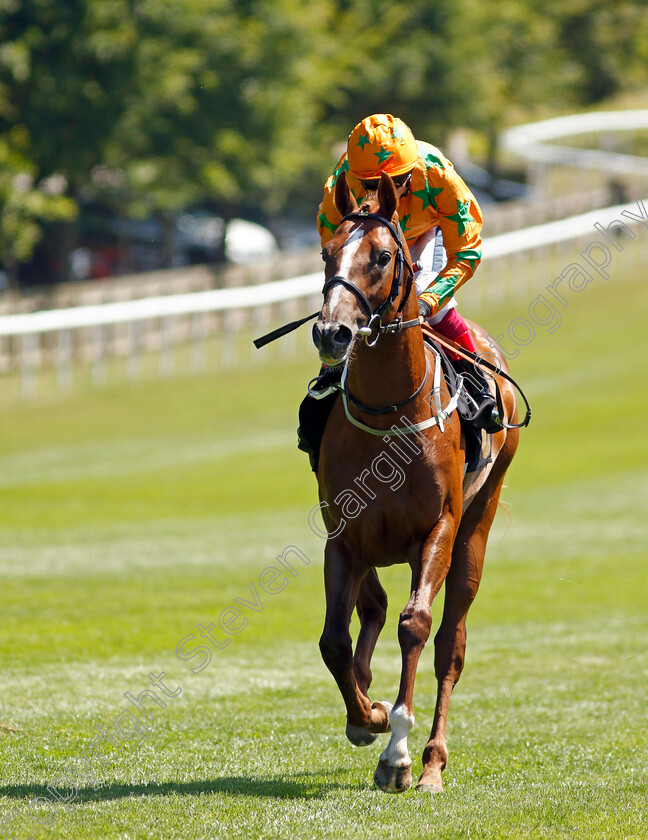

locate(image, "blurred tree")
[[0, 0, 137, 183], [318, 0, 472, 143], [0, 0, 138, 280], [2, 0, 648, 287], [555, 0, 648, 104], [0, 127, 76, 291], [99, 0, 345, 257], [456, 0, 572, 176], [460, 0, 648, 175]]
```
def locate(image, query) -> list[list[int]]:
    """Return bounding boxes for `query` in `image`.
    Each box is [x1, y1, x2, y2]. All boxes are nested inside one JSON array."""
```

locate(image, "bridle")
[[251, 208, 418, 352], [321, 209, 419, 348], [316, 209, 430, 420]]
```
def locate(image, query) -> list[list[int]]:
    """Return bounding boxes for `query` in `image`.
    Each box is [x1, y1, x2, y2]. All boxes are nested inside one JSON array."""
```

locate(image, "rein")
[[420, 323, 532, 430], [254, 208, 531, 434]]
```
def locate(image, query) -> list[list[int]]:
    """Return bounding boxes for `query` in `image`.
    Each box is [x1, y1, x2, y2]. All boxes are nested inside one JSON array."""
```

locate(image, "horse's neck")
[[347, 321, 429, 419]]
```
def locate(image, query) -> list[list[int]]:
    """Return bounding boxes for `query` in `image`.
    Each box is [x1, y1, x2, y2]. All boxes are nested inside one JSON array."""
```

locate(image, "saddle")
[[297, 336, 491, 474]]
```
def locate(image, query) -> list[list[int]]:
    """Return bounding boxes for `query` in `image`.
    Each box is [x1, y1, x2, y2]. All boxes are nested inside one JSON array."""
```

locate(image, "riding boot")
[[455, 360, 503, 434], [296, 365, 343, 472]]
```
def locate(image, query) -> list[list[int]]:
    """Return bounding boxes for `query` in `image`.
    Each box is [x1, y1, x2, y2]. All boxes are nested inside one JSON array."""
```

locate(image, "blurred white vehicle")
[[224, 218, 279, 263]]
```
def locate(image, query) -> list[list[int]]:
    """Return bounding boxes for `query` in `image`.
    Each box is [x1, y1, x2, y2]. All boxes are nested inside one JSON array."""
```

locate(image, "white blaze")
[[327, 226, 366, 319]]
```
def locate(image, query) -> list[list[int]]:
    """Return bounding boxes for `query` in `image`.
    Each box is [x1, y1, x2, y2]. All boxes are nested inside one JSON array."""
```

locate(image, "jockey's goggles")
[[360, 171, 413, 192]]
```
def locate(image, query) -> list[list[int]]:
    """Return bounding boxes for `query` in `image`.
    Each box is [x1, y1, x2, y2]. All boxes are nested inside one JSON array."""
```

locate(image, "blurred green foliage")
[[0, 0, 647, 282], [0, 126, 77, 288]]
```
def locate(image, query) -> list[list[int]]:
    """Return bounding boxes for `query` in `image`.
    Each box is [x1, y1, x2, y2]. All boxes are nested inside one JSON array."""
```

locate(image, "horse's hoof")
[[373, 758, 412, 794], [415, 782, 443, 793], [346, 722, 378, 747], [416, 767, 444, 793]]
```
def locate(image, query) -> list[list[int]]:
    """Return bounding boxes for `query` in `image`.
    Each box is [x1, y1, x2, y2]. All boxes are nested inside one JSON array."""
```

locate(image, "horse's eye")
[[377, 251, 392, 267], [321, 249, 327, 262]]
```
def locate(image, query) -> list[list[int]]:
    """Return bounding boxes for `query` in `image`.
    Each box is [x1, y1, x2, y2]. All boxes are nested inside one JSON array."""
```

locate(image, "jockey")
[[298, 114, 501, 470], [319, 114, 500, 430]]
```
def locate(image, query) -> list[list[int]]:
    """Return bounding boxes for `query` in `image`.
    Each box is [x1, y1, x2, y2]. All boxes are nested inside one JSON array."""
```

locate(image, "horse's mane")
[[355, 189, 397, 224], [356, 197, 372, 213]]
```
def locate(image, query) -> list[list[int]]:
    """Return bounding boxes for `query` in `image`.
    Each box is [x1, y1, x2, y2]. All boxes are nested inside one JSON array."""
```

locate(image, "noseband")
[[321, 210, 418, 346]]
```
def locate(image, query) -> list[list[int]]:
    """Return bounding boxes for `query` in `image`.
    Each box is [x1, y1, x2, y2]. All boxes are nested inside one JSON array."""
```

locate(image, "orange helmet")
[[347, 114, 418, 179]]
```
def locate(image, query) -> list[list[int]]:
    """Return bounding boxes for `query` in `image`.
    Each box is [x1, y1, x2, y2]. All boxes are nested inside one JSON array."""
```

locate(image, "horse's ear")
[[377, 172, 398, 221], [334, 170, 358, 217]]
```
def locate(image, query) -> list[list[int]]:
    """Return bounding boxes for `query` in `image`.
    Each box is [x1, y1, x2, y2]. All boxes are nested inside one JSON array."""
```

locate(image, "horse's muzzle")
[[313, 321, 353, 365]]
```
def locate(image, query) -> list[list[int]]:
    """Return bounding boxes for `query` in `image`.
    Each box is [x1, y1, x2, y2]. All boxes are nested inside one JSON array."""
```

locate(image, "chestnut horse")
[[313, 171, 519, 793]]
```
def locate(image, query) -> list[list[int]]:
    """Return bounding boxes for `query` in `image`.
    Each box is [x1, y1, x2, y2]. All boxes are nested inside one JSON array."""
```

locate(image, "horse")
[[312, 170, 520, 793]]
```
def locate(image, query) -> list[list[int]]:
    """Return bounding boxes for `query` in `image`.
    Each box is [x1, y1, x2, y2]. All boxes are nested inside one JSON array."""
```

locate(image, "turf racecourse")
[[1, 259, 647, 839]]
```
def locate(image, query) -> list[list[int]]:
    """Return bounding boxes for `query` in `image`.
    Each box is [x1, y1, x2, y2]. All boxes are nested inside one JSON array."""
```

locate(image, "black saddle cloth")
[[297, 368, 341, 472]]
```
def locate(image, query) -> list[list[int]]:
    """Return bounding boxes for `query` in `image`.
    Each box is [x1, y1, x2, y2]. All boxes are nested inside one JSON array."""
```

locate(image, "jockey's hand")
[[418, 298, 431, 320]]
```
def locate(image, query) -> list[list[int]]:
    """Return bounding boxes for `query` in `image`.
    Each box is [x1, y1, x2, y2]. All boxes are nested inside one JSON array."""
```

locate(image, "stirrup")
[[472, 393, 503, 434]]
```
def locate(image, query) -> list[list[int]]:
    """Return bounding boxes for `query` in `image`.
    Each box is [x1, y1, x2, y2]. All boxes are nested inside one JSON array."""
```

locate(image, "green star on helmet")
[[446, 198, 476, 237], [318, 213, 338, 234], [356, 133, 370, 149], [391, 125, 405, 142], [374, 145, 392, 164]]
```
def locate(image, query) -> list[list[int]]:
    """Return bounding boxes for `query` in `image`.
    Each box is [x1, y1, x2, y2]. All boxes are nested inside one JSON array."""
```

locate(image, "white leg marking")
[[380, 704, 414, 768]]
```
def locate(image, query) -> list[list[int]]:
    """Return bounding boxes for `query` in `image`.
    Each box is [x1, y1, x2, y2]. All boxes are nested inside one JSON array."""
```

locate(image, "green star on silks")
[[318, 212, 338, 234], [455, 248, 482, 271], [331, 158, 349, 185], [423, 151, 445, 170], [356, 133, 370, 149], [399, 214, 411, 234], [374, 145, 392, 164], [412, 181, 444, 211], [446, 198, 475, 236]]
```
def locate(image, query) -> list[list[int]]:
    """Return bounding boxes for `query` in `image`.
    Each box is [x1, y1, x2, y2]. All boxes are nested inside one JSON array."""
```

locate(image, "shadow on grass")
[[0, 769, 352, 804]]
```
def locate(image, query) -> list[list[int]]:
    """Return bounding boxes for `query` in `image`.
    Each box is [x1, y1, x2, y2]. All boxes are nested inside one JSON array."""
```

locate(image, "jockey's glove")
[[418, 298, 432, 319]]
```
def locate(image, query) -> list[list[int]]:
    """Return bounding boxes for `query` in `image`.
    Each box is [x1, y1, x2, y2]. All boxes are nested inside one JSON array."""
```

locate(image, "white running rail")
[[502, 110, 648, 177], [0, 199, 645, 340]]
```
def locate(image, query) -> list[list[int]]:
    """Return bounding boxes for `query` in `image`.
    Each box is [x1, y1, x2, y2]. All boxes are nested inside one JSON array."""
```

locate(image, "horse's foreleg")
[[374, 512, 457, 794], [319, 545, 391, 744], [417, 472, 507, 793], [353, 569, 388, 695]]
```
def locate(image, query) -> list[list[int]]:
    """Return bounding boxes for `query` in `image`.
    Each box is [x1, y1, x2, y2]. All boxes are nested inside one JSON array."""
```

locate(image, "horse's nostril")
[[315, 321, 353, 358], [333, 324, 353, 347]]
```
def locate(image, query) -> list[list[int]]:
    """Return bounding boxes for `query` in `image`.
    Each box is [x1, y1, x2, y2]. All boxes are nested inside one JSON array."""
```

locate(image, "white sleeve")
[[409, 227, 446, 296]]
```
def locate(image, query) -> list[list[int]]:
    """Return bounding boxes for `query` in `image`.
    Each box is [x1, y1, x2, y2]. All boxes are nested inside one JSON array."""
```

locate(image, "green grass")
[[0, 250, 647, 839]]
